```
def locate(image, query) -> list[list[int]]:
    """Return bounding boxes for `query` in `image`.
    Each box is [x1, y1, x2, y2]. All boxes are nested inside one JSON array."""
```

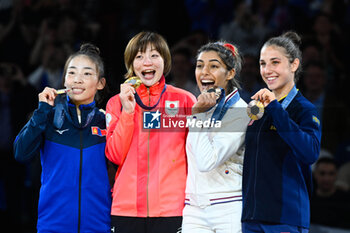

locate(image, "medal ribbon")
[[281, 85, 298, 110], [134, 85, 167, 110], [211, 88, 240, 121]]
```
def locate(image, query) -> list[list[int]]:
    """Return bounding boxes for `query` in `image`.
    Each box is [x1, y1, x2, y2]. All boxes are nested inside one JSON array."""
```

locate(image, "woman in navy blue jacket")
[[242, 31, 322, 233], [13, 43, 111, 233]]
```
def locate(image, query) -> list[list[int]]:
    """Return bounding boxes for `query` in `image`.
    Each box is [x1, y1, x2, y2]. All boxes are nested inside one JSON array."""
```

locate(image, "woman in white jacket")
[[183, 41, 250, 233]]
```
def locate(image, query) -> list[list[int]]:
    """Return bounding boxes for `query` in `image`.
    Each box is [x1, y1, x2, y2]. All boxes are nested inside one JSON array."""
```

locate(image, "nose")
[[262, 64, 273, 75], [73, 73, 83, 83], [143, 55, 152, 66], [201, 64, 210, 75]]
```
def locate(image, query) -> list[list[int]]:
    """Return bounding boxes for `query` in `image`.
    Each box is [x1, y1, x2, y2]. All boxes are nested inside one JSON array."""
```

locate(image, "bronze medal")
[[247, 100, 264, 120]]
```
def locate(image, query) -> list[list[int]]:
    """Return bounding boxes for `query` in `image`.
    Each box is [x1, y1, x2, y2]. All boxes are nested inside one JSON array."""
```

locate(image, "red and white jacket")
[[105, 76, 196, 217]]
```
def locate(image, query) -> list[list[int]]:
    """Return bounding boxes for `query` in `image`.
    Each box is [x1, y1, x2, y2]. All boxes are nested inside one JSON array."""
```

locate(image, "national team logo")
[[165, 101, 179, 116], [312, 115, 320, 126], [143, 110, 161, 129], [106, 113, 112, 127], [91, 126, 107, 136]]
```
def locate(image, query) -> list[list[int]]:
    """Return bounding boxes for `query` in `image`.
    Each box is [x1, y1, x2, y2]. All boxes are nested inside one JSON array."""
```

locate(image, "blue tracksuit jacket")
[[242, 91, 321, 228], [14, 96, 111, 233]]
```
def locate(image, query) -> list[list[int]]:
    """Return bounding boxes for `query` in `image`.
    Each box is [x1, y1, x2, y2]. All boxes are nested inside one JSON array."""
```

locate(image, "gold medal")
[[247, 100, 264, 120], [56, 88, 69, 94], [124, 76, 142, 89]]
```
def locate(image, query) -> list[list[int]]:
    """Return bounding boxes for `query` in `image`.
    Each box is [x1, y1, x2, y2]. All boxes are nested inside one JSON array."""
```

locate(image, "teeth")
[[201, 80, 214, 84], [267, 77, 276, 81]]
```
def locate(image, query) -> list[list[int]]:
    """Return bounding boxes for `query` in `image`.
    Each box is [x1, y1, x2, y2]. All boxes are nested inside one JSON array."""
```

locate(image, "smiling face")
[[132, 43, 164, 87], [195, 50, 234, 93], [259, 45, 299, 98], [64, 55, 105, 106]]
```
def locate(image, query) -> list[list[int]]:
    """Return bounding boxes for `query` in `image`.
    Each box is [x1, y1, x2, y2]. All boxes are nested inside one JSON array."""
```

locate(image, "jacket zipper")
[[78, 129, 83, 233], [251, 117, 267, 218], [146, 87, 150, 216]]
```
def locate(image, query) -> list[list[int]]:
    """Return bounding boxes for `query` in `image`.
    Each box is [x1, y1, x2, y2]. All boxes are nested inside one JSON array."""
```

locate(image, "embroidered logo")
[[91, 126, 107, 136], [165, 100, 179, 116], [106, 113, 112, 127], [312, 115, 320, 126], [56, 129, 69, 134]]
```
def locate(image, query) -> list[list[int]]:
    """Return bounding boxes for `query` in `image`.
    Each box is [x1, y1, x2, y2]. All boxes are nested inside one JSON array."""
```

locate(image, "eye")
[[135, 54, 142, 59], [68, 71, 75, 75], [272, 60, 279, 65], [210, 64, 219, 69], [259, 62, 265, 67], [196, 63, 203, 68], [84, 72, 92, 76]]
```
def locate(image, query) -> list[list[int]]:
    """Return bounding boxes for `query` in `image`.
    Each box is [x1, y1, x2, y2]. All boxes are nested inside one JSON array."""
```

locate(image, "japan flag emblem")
[[165, 101, 179, 116]]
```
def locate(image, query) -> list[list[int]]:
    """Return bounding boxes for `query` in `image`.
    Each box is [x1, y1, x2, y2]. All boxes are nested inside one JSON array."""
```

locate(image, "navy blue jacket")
[[242, 91, 321, 228], [14, 96, 111, 233]]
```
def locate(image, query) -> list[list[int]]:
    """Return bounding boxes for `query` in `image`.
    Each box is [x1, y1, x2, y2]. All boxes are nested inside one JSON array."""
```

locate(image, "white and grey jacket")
[[185, 89, 250, 207]]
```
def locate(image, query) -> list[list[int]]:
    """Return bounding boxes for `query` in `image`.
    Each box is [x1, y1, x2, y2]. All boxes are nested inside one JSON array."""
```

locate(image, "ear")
[[226, 69, 236, 81], [97, 77, 106, 90], [291, 58, 300, 73]]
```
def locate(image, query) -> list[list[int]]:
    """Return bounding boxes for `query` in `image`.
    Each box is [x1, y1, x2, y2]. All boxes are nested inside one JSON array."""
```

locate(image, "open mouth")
[[142, 70, 155, 79], [201, 79, 215, 90], [71, 87, 85, 94], [266, 76, 277, 82]]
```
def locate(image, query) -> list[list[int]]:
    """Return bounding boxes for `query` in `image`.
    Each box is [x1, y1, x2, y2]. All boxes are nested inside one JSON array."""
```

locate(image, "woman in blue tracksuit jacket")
[[13, 43, 111, 233], [242, 31, 322, 233]]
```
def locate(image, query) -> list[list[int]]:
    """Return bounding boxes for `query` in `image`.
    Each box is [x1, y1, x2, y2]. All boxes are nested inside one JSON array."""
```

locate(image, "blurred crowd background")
[[1, 0, 350, 232]]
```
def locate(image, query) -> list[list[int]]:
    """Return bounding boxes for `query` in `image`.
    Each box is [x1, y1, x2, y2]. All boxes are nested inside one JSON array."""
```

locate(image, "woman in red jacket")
[[105, 31, 196, 233]]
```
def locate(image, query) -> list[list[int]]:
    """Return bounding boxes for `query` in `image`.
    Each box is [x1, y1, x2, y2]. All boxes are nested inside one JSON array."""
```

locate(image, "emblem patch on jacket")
[[91, 126, 107, 136], [312, 115, 320, 126], [165, 100, 179, 116], [106, 113, 112, 127]]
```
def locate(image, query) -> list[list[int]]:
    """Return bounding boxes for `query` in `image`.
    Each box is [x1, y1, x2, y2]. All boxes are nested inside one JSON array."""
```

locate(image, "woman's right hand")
[[192, 91, 217, 115], [251, 88, 276, 107], [119, 83, 136, 114], [38, 87, 58, 106]]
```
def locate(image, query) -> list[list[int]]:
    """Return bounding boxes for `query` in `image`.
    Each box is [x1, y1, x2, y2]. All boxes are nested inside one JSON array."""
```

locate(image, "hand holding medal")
[[192, 87, 222, 115], [204, 87, 222, 100], [123, 76, 167, 111], [120, 76, 142, 114], [247, 88, 276, 120], [247, 100, 264, 120], [124, 76, 142, 89]]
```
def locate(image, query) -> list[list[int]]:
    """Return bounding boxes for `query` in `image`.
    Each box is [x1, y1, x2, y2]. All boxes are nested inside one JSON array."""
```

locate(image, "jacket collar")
[[66, 95, 96, 128], [137, 75, 165, 97]]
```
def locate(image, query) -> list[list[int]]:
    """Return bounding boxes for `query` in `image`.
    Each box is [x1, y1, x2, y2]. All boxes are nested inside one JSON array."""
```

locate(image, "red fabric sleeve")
[[105, 95, 135, 165]]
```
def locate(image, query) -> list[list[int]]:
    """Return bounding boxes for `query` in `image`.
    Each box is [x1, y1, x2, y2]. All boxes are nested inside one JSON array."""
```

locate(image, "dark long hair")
[[196, 41, 243, 94]]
